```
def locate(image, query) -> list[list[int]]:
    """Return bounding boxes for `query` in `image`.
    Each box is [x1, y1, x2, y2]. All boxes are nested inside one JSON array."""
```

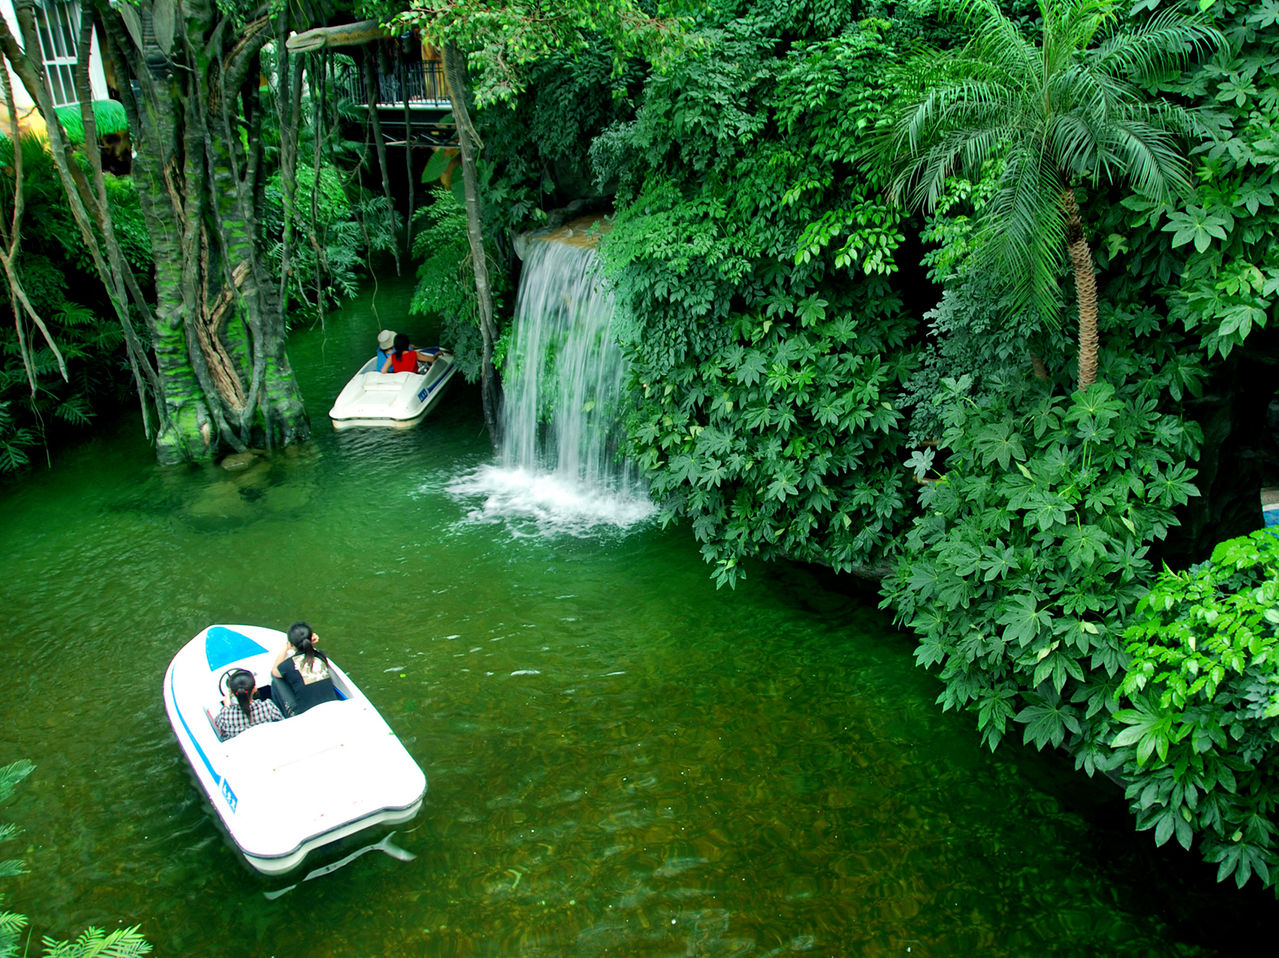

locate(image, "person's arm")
[[271, 644, 291, 678]]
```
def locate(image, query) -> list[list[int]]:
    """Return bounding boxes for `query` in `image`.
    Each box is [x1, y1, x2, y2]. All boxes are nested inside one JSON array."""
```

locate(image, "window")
[[33, 0, 82, 108]]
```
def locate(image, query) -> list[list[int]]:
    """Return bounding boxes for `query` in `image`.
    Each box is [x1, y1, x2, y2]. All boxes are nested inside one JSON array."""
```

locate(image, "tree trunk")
[[1064, 189, 1099, 391], [105, 0, 309, 462], [443, 42, 502, 449], [0, 0, 312, 463], [0, 2, 163, 426]]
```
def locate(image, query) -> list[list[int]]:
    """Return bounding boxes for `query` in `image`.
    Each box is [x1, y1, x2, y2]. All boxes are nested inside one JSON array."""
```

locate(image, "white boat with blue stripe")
[[328, 348, 457, 430], [162, 624, 427, 876]]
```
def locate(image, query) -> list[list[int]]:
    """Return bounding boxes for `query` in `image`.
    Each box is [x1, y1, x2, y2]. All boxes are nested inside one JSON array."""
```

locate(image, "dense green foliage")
[[1100, 0, 1279, 360], [1113, 530, 1279, 889], [391, 0, 680, 108], [262, 162, 400, 323], [410, 184, 490, 380], [1, 760, 150, 957], [601, 5, 919, 586], [0, 137, 149, 472], [877, 0, 1279, 891], [883, 372, 1202, 758]]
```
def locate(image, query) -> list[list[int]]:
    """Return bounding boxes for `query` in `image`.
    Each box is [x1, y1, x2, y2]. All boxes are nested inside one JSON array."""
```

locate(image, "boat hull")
[[163, 625, 427, 876], [329, 352, 456, 430]]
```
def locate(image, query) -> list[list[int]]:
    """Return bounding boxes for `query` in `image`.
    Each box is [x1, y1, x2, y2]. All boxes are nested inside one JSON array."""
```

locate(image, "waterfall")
[[450, 235, 655, 534]]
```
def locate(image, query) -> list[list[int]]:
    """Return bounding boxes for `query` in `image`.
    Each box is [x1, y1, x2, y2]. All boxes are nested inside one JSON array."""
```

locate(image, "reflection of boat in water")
[[328, 349, 456, 430], [162, 624, 427, 876]]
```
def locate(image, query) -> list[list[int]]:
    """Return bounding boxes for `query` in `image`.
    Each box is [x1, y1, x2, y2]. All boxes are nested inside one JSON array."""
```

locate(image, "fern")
[[40, 926, 151, 958]]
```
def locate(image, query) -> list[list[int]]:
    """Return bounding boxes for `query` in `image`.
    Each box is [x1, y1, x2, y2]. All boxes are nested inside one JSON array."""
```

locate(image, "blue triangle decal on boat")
[[205, 626, 268, 670]]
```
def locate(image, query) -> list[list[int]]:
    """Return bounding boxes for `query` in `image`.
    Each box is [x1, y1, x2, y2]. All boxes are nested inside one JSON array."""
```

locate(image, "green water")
[[0, 280, 1271, 957]]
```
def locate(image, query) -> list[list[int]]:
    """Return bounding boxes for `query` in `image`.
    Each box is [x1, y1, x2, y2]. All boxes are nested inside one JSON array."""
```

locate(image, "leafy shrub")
[[261, 162, 400, 321], [1102, 0, 1279, 361], [600, 9, 923, 585], [625, 277, 917, 587], [882, 373, 1202, 768], [1112, 529, 1279, 890], [409, 186, 499, 383], [0, 136, 141, 473]]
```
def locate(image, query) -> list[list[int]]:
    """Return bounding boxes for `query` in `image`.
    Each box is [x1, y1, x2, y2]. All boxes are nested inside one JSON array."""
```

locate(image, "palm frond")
[[1102, 119, 1191, 200], [40, 925, 151, 958], [0, 762, 34, 803], [1091, 12, 1225, 85], [981, 149, 1068, 324], [2, 906, 30, 935], [888, 75, 1023, 209], [0, 859, 28, 880], [1045, 111, 1103, 179]]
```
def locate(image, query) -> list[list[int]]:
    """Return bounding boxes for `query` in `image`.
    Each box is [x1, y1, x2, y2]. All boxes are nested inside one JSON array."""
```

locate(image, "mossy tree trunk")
[[442, 41, 501, 449], [1, 0, 310, 464], [102, 0, 308, 463]]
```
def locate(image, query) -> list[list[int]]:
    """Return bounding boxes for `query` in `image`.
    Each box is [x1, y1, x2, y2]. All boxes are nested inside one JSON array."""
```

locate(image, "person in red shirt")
[[387, 332, 434, 373]]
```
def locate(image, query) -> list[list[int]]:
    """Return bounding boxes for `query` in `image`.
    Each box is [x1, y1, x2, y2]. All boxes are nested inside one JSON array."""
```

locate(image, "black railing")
[[333, 58, 450, 108]]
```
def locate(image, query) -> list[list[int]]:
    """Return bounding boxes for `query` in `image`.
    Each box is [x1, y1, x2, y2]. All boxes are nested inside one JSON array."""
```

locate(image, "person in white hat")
[[376, 329, 396, 371]]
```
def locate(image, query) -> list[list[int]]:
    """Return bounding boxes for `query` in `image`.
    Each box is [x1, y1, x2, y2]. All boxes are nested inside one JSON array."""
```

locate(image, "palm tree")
[[884, 0, 1221, 390]]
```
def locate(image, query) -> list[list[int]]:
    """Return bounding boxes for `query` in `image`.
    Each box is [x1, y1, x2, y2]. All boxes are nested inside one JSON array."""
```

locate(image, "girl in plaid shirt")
[[215, 669, 283, 739]]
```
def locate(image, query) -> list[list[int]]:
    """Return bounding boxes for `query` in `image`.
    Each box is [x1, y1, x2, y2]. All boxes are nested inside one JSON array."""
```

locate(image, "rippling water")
[[0, 279, 1272, 956]]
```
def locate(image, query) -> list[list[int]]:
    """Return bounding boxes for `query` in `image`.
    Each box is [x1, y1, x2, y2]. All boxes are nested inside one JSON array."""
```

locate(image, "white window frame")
[[33, 0, 81, 108]]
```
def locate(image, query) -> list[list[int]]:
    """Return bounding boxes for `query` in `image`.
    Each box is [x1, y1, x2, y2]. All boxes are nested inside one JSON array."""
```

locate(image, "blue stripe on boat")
[[205, 626, 268, 670], [169, 667, 221, 786]]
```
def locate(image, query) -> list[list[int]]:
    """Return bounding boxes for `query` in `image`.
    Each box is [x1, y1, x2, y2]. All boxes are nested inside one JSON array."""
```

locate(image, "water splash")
[[448, 463, 654, 537], [453, 237, 655, 534]]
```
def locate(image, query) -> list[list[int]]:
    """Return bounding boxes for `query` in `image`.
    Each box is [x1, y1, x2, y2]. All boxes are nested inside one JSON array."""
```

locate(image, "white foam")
[[448, 464, 656, 536]]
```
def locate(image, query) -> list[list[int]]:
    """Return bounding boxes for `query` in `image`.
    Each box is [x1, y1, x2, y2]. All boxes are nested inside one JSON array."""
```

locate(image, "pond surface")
[[0, 278, 1272, 956]]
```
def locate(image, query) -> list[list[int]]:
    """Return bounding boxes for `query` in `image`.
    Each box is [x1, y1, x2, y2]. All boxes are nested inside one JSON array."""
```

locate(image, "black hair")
[[392, 332, 410, 358], [229, 669, 256, 718], [287, 620, 327, 669]]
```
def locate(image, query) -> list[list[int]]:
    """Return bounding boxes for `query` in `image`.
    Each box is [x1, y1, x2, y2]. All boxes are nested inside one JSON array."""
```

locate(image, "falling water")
[[450, 234, 655, 533]]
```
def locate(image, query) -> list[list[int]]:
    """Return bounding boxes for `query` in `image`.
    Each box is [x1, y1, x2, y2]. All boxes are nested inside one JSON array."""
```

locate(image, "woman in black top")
[[270, 621, 338, 716]]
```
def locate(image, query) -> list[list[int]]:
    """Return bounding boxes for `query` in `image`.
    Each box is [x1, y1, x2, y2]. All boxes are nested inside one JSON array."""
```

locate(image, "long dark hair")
[[392, 332, 410, 359], [229, 669, 256, 717], [287, 621, 327, 669]]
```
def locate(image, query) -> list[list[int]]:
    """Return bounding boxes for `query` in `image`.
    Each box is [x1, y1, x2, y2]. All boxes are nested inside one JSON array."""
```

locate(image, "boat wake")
[[447, 464, 656, 537]]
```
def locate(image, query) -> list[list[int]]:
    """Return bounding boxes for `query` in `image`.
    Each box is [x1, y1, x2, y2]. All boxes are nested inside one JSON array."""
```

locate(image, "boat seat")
[[206, 707, 228, 742]]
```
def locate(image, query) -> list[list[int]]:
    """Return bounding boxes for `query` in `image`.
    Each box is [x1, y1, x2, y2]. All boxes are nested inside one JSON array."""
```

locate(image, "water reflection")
[[264, 832, 417, 901]]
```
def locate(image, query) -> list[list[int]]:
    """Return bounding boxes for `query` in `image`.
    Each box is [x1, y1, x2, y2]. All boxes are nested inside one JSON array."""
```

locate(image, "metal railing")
[[333, 58, 450, 108]]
